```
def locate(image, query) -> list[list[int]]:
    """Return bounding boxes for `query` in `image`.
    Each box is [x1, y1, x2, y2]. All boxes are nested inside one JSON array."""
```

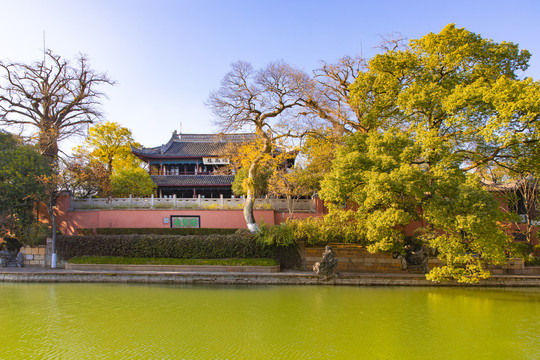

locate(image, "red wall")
[[54, 196, 323, 235], [54, 196, 537, 247]]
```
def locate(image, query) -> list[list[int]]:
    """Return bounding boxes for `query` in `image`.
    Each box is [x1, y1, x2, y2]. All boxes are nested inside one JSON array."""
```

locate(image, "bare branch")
[[0, 50, 114, 160]]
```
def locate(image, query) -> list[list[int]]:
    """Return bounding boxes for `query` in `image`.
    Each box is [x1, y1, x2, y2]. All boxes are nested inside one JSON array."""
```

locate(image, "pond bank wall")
[[303, 245, 540, 275], [19, 243, 540, 276], [1, 269, 539, 287]]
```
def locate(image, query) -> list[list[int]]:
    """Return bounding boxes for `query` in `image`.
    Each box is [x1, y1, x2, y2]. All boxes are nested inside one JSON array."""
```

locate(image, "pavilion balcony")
[[150, 170, 217, 176]]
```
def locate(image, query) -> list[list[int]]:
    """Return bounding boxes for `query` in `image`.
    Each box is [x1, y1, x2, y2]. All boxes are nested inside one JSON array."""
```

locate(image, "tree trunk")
[[38, 125, 60, 160], [244, 157, 261, 233], [244, 191, 258, 233], [243, 132, 271, 233]]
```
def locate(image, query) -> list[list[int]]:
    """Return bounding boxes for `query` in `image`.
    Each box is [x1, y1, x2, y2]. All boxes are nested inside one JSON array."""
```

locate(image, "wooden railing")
[[70, 195, 316, 212]]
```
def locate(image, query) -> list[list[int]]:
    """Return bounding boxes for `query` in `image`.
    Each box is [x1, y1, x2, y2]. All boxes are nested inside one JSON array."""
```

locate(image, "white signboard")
[[202, 157, 229, 165]]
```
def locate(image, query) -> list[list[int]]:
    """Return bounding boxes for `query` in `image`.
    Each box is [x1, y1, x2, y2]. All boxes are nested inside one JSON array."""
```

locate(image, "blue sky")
[[1, 0, 539, 150]]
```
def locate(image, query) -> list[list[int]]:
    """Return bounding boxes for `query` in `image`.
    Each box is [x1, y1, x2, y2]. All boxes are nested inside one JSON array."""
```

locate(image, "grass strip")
[[68, 256, 279, 266]]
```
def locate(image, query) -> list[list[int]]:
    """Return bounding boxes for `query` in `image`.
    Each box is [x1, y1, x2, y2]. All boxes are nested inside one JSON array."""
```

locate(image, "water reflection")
[[0, 284, 538, 359]]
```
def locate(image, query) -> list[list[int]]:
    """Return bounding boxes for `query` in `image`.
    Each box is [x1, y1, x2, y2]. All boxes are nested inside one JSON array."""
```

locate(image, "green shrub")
[[284, 213, 366, 246], [56, 232, 301, 269], [509, 242, 532, 258], [257, 223, 296, 247], [524, 255, 540, 266], [3, 236, 22, 252], [93, 228, 239, 235], [13, 222, 49, 246], [68, 256, 278, 266]]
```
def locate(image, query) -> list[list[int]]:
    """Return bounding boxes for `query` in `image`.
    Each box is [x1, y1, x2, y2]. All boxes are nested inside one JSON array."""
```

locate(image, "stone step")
[[3, 258, 20, 267]]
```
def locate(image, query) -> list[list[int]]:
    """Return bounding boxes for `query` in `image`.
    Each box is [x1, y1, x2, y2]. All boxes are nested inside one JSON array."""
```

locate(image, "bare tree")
[[208, 61, 310, 232], [375, 32, 408, 52], [504, 176, 539, 249], [0, 50, 114, 160], [302, 55, 367, 136], [300, 36, 407, 137]]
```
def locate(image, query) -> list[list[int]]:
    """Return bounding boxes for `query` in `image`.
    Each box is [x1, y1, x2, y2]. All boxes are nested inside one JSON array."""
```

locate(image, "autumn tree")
[[75, 121, 142, 176], [268, 167, 315, 214], [294, 130, 337, 193], [63, 154, 110, 198], [70, 122, 154, 197], [231, 166, 272, 198], [208, 61, 310, 232], [0, 50, 113, 159], [224, 138, 273, 198]]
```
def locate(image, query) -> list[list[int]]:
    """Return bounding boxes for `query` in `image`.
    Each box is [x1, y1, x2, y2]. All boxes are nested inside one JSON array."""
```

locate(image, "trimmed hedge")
[[77, 228, 239, 236], [68, 256, 279, 266], [56, 232, 301, 269]]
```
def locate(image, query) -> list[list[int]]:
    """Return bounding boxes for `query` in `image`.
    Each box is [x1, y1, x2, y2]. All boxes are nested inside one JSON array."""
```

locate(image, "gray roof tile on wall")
[[150, 175, 235, 187]]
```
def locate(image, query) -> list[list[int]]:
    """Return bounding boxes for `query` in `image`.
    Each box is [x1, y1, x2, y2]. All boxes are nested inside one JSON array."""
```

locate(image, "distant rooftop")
[[132, 131, 256, 159]]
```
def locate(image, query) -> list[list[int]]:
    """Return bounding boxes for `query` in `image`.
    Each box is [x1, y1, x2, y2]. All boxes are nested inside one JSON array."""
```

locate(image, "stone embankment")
[[1, 268, 539, 287], [20, 245, 47, 267], [9, 243, 538, 286]]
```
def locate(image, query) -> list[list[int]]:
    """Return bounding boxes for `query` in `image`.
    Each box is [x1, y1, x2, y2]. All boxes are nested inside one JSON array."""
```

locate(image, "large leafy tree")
[[0, 50, 113, 159], [322, 130, 510, 282], [349, 24, 538, 169], [321, 24, 540, 282], [0, 132, 51, 242]]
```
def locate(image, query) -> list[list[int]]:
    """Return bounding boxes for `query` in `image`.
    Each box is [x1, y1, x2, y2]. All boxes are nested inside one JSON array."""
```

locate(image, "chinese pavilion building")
[[132, 131, 255, 198]]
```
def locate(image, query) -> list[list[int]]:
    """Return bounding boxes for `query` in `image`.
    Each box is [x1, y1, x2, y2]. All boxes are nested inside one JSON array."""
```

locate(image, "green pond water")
[[1, 284, 539, 359]]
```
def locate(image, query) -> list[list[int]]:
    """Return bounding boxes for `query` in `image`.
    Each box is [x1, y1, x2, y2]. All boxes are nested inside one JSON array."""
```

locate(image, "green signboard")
[[170, 216, 200, 228]]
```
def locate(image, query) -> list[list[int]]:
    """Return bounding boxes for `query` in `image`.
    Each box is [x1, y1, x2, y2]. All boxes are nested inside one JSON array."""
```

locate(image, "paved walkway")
[[1, 266, 539, 287]]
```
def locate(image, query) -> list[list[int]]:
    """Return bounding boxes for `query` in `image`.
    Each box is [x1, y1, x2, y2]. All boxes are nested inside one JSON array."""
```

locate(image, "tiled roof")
[[164, 141, 227, 157], [150, 175, 235, 187], [174, 133, 255, 142], [132, 132, 256, 159]]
